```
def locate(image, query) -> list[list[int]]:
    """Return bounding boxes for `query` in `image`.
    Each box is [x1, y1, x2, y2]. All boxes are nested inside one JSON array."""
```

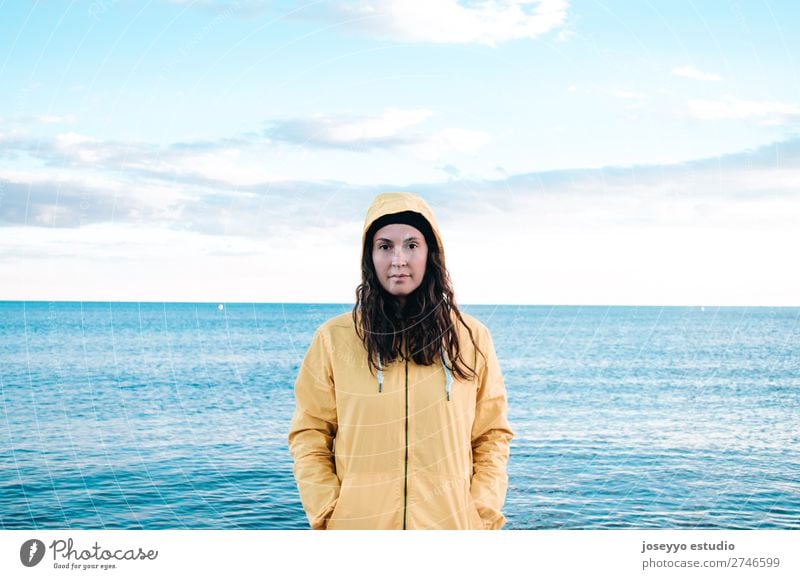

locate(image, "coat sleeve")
[[288, 327, 340, 530], [470, 326, 514, 530]]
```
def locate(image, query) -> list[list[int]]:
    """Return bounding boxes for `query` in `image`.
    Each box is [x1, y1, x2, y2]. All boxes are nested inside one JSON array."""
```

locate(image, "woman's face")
[[372, 223, 428, 305]]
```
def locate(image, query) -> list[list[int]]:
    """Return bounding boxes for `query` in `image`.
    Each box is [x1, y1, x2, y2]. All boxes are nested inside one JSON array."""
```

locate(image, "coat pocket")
[[326, 472, 405, 530], [466, 491, 485, 529], [407, 474, 483, 529]]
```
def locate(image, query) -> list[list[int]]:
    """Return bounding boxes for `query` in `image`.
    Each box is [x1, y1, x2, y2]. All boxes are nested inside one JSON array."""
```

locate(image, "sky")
[[1, 0, 799, 306]]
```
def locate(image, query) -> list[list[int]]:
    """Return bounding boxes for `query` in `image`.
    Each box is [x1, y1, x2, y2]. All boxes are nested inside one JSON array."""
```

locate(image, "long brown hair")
[[352, 226, 484, 380]]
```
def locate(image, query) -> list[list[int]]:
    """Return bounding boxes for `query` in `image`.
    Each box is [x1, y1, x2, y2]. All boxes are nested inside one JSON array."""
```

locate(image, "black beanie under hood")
[[364, 210, 439, 255]]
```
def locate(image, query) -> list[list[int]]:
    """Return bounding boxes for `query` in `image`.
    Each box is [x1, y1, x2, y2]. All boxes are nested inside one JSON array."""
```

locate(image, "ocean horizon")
[[1, 301, 798, 529]]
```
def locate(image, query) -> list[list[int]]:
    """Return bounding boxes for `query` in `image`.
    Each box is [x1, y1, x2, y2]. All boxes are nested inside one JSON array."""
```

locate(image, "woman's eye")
[[408, 243, 418, 249]]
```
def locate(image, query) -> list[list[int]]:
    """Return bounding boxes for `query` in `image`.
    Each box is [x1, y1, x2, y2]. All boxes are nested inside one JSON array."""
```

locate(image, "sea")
[[1, 301, 798, 530]]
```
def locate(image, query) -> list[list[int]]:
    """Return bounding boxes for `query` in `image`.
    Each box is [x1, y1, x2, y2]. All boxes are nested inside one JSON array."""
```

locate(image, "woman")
[[288, 192, 513, 530]]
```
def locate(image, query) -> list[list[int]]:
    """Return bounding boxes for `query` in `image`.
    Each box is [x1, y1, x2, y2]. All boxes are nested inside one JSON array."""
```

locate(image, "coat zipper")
[[403, 356, 408, 530]]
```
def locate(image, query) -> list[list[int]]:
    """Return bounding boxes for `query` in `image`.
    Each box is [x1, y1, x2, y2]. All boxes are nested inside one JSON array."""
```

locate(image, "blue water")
[[1, 302, 798, 529]]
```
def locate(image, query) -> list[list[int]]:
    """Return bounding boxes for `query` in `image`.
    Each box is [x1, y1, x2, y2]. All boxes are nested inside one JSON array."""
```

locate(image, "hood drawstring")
[[442, 349, 453, 402], [377, 353, 383, 393]]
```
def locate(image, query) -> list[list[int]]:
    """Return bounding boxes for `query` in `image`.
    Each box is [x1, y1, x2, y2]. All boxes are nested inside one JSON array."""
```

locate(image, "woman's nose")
[[391, 248, 408, 265]]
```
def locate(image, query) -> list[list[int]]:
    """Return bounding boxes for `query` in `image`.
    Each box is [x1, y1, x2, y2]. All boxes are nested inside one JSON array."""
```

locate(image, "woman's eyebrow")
[[375, 236, 422, 243]]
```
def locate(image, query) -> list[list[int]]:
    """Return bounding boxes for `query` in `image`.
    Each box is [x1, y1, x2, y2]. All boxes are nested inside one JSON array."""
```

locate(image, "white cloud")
[[162, 145, 289, 186], [686, 96, 800, 125], [336, 0, 569, 46], [168, 0, 568, 45], [1, 221, 361, 303], [2, 111, 494, 201], [448, 223, 799, 306], [672, 65, 722, 82], [54, 132, 97, 147], [268, 108, 433, 149], [267, 108, 491, 162], [54, 132, 107, 163], [5, 137, 800, 305], [316, 108, 433, 144]]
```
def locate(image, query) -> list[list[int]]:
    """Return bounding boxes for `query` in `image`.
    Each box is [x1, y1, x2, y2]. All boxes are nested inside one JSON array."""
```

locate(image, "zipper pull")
[[442, 349, 453, 402], [377, 353, 383, 393]]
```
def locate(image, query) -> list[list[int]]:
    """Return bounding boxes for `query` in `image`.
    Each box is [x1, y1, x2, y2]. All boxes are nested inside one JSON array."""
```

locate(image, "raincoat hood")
[[361, 192, 446, 267], [360, 192, 453, 396]]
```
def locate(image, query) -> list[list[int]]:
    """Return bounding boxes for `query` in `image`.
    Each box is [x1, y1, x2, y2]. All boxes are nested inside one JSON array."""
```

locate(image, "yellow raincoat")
[[288, 193, 513, 529]]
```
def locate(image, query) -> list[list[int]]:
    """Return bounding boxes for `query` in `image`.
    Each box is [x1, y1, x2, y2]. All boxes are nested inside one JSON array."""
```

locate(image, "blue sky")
[[2, 0, 799, 305]]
